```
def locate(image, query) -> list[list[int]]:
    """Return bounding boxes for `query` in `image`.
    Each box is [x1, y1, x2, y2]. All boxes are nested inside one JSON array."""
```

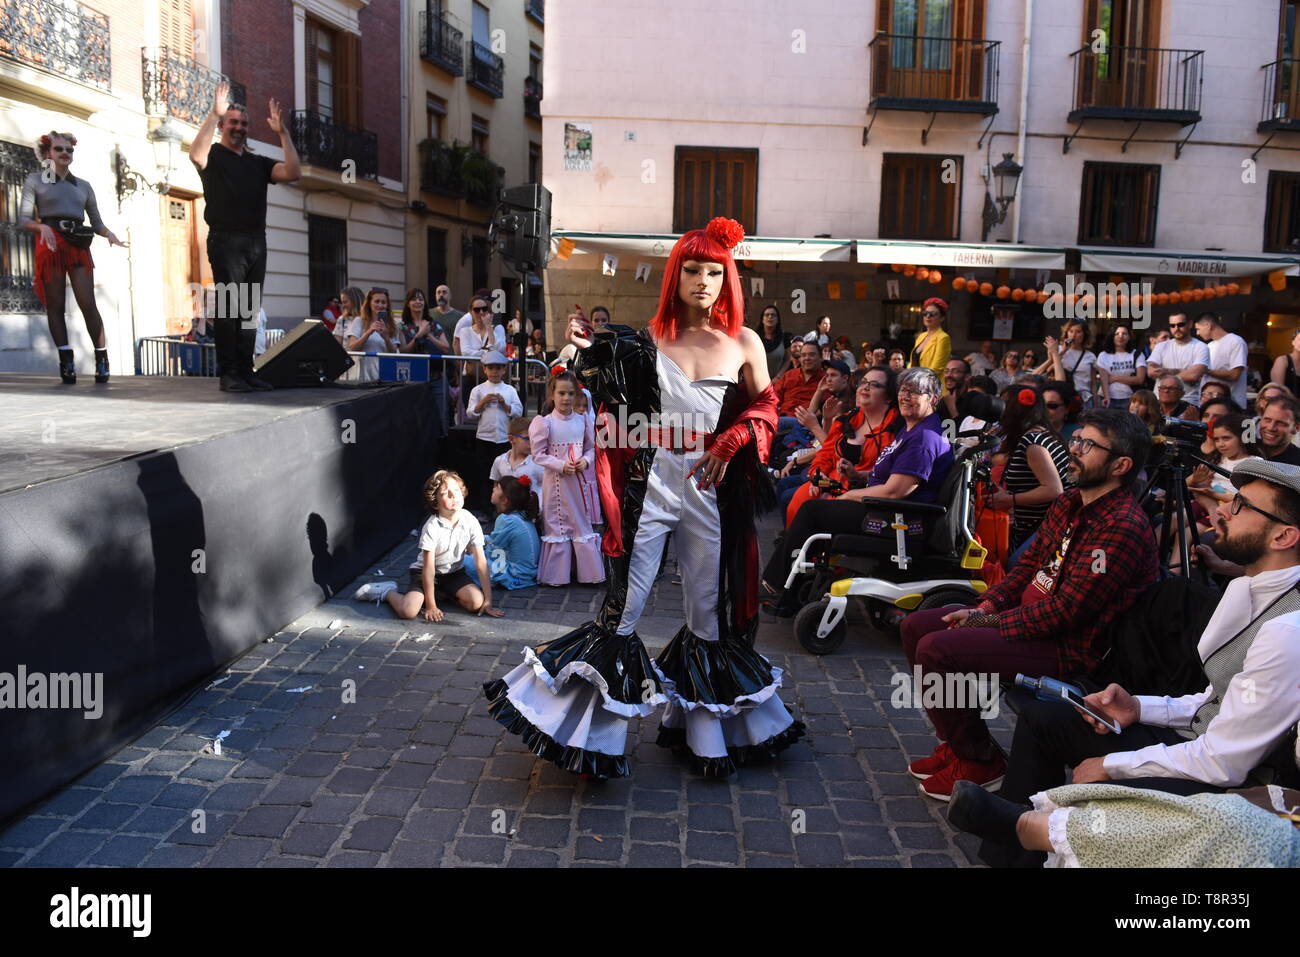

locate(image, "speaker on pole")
[[254, 319, 354, 388], [492, 183, 551, 272]]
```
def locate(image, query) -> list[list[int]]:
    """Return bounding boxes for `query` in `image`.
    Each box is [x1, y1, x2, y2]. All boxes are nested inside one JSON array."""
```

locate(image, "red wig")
[[649, 217, 747, 340]]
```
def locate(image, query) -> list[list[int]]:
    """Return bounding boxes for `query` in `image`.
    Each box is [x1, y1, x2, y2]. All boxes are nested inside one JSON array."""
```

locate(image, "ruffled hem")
[[652, 625, 786, 716], [655, 721, 807, 778], [483, 679, 630, 778], [521, 621, 668, 717], [540, 532, 602, 544]]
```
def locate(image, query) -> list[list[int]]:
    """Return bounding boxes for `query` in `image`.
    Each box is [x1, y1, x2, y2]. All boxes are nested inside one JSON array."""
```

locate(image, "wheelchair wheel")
[[916, 587, 980, 612], [795, 599, 847, 655]]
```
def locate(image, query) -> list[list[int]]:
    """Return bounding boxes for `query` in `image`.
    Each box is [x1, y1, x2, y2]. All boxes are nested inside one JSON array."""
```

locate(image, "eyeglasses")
[[922, 310, 942, 318], [860, 380, 888, 390], [1169, 321, 1187, 328], [1044, 401, 1064, 410], [1067, 434, 1114, 456], [472, 305, 491, 313], [1229, 492, 1294, 527], [52, 146, 74, 154], [898, 386, 932, 398], [1005, 353, 1020, 358], [1157, 386, 1181, 392]]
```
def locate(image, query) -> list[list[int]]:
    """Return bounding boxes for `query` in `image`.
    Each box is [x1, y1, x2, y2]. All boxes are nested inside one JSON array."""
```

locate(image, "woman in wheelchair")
[[762, 367, 954, 615], [782, 365, 902, 525]]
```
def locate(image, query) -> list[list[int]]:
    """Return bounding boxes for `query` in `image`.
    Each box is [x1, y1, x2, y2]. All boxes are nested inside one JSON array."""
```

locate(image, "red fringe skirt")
[[34, 231, 95, 307]]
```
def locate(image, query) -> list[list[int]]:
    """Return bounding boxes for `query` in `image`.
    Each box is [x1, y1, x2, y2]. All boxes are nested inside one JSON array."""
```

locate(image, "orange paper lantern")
[[1214, 285, 1228, 297], [996, 285, 1011, 299], [929, 271, 942, 284], [891, 263, 904, 273], [979, 282, 993, 296], [953, 276, 967, 291], [1156, 292, 1169, 305], [1011, 288, 1025, 301], [1168, 292, 1182, 304], [1202, 288, 1217, 300], [903, 265, 916, 277], [1227, 282, 1240, 295], [916, 268, 931, 281], [1036, 291, 1048, 305]]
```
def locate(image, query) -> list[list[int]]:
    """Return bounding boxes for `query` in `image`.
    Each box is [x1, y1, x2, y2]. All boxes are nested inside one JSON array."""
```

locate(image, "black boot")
[[58, 349, 76, 384], [94, 349, 109, 384]]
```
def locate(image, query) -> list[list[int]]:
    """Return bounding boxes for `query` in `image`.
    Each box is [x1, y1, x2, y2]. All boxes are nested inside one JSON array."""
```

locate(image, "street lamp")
[[980, 152, 1023, 242], [114, 117, 185, 204]]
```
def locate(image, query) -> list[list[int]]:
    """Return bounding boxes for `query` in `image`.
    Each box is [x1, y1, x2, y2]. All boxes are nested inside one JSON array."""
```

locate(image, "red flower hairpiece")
[[705, 217, 744, 250], [1017, 388, 1037, 407], [550, 365, 566, 377], [517, 475, 531, 488]]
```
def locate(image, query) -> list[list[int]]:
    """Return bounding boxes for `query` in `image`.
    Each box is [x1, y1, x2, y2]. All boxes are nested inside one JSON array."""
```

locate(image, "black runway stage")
[[0, 374, 442, 823]]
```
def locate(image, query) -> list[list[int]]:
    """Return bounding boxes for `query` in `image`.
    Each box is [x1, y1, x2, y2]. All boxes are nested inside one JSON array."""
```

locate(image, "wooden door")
[[877, 0, 985, 101], [162, 192, 201, 334], [1278, 2, 1300, 119], [1083, 0, 1161, 109]]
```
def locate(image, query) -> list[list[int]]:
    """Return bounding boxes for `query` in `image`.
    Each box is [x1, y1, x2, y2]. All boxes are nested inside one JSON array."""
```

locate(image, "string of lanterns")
[[883, 262, 1273, 307]]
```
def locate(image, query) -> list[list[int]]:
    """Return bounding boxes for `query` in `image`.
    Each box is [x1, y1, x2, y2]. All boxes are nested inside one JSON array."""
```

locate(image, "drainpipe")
[[1012, 0, 1032, 244]]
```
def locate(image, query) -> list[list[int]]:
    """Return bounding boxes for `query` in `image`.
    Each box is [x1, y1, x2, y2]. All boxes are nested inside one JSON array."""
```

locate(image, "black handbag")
[[47, 219, 95, 249]]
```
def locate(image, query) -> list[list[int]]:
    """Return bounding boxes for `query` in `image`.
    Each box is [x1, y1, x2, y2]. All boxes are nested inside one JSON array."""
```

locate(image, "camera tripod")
[[1137, 436, 1226, 585]]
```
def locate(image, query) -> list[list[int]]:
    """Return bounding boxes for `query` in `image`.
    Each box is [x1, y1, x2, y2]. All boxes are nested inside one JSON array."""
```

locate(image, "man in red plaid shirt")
[[899, 407, 1159, 800]]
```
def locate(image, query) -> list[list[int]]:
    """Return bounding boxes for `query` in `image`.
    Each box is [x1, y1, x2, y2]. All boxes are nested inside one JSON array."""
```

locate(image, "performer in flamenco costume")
[[483, 217, 805, 777]]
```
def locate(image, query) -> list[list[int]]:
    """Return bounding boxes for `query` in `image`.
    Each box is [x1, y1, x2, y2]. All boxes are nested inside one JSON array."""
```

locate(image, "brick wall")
[[220, 0, 295, 145], [88, 0, 145, 98], [358, 0, 401, 182]]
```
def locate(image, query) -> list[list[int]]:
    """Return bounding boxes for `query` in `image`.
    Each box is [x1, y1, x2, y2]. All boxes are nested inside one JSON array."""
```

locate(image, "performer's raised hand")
[[267, 98, 284, 134], [212, 80, 230, 118], [567, 311, 593, 350]]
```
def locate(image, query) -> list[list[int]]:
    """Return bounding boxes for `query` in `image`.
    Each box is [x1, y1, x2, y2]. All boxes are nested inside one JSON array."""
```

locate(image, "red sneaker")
[[907, 742, 954, 780], [918, 753, 1006, 802]]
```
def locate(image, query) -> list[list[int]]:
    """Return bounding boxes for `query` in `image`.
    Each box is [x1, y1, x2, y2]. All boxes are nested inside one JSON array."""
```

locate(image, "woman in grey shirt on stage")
[[19, 131, 127, 384]]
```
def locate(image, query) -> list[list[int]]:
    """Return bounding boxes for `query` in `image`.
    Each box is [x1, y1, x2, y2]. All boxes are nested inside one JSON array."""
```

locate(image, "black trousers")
[[980, 696, 1225, 867], [206, 230, 267, 377]]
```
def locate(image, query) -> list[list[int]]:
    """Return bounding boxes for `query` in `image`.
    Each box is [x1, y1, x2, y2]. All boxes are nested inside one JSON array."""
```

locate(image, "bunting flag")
[[854, 281, 868, 300], [827, 281, 841, 300]]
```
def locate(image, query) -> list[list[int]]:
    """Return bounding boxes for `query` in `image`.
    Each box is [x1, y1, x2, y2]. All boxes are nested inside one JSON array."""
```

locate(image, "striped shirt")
[[1003, 428, 1072, 547]]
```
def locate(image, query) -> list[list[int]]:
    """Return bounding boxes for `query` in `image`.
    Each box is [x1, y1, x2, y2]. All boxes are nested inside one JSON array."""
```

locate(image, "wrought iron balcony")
[[524, 75, 542, 120], [526, 0, 544, 25], [143, 47, 245, 127], [419, 10, 463, 76], [1068, 45, 1203, 125], [868, 34, 1000, 114], [468, 40, 504, 98], [290, 110, 378, 181], [1259, 60, 1300, 132], [418, 138, 502, 207], [0, 0, 111, 90]]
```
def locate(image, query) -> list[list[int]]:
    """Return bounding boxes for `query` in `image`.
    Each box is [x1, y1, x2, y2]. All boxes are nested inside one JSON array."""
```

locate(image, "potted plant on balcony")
[[461, 148, 503, 206], [418, 137, 464, 196]]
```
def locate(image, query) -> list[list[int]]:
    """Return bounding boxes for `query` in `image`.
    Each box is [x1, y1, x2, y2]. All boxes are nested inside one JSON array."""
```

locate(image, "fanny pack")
[[45, 219, 95, 250]]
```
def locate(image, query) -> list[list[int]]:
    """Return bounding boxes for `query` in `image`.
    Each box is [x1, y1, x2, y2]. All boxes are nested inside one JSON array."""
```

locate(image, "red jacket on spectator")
[[773, 366, 825, 417]]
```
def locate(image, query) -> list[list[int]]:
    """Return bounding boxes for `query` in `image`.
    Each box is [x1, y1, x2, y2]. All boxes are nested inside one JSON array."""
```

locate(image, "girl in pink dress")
[[531, 373, 606, 585]]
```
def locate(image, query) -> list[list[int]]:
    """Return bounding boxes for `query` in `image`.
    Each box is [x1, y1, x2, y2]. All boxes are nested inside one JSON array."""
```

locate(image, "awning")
[[551, 231, 853, 263], [854, 239, 1066, 271], [1078, 247, 1300, 278]]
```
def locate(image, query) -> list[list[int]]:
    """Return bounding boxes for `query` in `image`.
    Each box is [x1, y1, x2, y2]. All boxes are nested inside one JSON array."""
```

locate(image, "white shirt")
[[411, 510, 485, 573], [490, 451, 545, 489], [1142, 338, 1211, 403], [1096, 351, 1139, 401], [1059, 347, 1098, 399], [1104, 564, 1300, 786], [1206, 332, 1249, 409], [466, 380, 523, 443], [966, 353, 996, 377], [456, 322, 506, 356], [342, 317, 395, 382]]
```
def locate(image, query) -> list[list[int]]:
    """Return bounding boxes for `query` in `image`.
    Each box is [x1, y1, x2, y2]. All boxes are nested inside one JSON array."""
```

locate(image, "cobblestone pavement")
[[0, 515, 1014, 868]]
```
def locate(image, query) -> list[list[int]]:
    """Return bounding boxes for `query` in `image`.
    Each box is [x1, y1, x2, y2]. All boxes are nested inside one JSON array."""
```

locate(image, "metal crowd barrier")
[[342, 351, 551, 415], [135, 331, 286, 377]]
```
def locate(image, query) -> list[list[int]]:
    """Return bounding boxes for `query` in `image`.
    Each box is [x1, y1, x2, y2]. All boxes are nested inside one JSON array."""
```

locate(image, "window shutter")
[[159, 0, 194, 57], [306, 20, 320, 113], [876, 0, 891, 32], [338, 31, 361, 127]]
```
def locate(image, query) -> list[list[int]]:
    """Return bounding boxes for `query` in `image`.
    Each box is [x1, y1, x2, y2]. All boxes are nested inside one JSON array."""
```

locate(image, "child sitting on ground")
[[466, 475, 542, 590], [353, 470, 504, 621], [490, 415, 545, 488]]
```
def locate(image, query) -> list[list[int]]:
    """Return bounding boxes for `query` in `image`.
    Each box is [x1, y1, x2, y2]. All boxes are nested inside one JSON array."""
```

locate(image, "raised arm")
[[189, 81, 228, 171], [267, 98, 301, 183]]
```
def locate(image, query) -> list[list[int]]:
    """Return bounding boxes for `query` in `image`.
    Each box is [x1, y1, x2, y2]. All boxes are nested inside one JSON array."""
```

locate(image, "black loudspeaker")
[[494, 183, 551, 271], [254, 319, 354, 387]]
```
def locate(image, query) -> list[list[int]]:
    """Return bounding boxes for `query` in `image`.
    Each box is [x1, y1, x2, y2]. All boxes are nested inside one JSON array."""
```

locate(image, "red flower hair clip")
[[517, 475, 531, 488], [1017, 388, 1037, 407], [705, 217, 745, 250], [550, 365, 566, 377]]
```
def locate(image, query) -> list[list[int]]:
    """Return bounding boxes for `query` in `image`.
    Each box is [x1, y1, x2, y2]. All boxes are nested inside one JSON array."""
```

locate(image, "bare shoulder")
[[737, 325, 764, 353]]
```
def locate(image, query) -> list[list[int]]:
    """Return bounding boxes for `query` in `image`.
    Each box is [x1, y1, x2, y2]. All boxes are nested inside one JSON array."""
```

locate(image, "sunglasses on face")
[[52, 146, 74, 154], [1045, 401, 1064, 410], [922, 311, 941, 318], [1169, 322, 1187, 329]]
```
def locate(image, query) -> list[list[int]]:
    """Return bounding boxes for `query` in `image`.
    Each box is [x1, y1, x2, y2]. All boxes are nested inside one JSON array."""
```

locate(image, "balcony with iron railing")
[[143, 47, 245, 127], [468, 40, 504, 98], [526, 0, 544, 25], [868, 34, 1000, 114], [524, 75, 542, 120], [419, 9, 464, 76], [290, 111, 379, 181], [0, 0, 111, 90], [1259, 59, 1300, 132], [1068, 45, 1203, 125], [419, 138, 503, 206]]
